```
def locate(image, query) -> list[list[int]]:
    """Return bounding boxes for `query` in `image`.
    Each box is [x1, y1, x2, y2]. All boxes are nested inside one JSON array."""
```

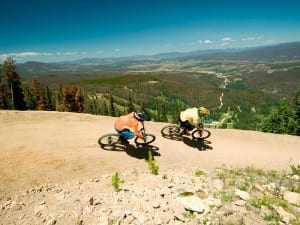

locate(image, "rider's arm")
[[194, 124, 200, 129], [133, 122, 144, 139], [194, 114, 203, 130], [192, 111, 201, 129]]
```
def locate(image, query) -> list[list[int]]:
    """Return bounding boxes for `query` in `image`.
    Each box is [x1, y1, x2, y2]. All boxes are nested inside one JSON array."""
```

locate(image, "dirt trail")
[[1, 110, 299, 197]]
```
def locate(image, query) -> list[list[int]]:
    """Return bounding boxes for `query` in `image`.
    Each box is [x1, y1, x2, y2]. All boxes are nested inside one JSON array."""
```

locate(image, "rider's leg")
[[118, 129, 134, 144], [179, 120, 194, 135]]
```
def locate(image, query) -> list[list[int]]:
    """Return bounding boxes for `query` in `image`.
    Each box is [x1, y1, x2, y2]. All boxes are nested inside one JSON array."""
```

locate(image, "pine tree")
[[85, 93, 100, 115], [102, 101, 109, 115], [1, 57, 26, 110], [75, 87, 84, 112], [62, 85, 74, 112], [55, 84, 63, 111], [292, 88, 300, 135], [23, 86, 36, 110], [261, 97, 298, 135], [62, 85, 84, 113], [127, 94, 135, 113], [0, 73, 8, 109], [109, 94, 116, 116], [44, 86, 54, 110], [37, 89, 47, 110]]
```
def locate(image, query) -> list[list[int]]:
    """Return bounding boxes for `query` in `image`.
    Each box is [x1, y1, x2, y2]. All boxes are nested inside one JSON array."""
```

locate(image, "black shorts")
[[179, 119, 195, 130]]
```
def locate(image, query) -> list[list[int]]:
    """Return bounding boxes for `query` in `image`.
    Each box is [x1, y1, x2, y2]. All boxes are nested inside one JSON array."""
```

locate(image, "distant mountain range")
[[15, 42, 300, 74]]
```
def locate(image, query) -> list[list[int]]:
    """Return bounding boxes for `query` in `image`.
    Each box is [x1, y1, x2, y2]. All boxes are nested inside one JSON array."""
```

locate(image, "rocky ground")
[[1, 167, 300, 225]]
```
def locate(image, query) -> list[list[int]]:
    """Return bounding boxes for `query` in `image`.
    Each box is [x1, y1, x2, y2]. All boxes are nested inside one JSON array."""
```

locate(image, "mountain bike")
[[98, 122, 156, 149], [161, 122, 211, 140]]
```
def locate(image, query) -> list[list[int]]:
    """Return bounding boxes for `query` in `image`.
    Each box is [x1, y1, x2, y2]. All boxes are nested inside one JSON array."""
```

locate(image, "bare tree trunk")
[[10, 81, 14, 109]]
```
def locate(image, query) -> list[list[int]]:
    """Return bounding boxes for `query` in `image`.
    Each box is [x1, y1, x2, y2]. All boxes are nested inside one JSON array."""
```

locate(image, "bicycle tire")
[[98, 133, 120, 146], [135, 134, 156, 145], [161, 125, 181, 137], [191, 129, 211, 140]]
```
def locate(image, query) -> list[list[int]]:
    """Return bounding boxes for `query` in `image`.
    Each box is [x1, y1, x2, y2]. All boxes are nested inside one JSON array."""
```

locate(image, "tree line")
[[0, 57, 84, 112], [261, 89, 300, 136]]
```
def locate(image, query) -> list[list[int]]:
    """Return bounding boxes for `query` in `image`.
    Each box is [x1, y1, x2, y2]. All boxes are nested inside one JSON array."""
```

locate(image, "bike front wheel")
[[135, 134, 156, 145], [192, 129, 211, 140], [98, 133, 120, 147], [161, 125, 181, 138]]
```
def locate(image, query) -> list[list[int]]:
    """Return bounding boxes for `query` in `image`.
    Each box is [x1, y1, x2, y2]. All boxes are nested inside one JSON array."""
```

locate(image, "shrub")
[[146, 151, 159, 175], [111, 172, 124, 192], [290, 164, 300, 176]]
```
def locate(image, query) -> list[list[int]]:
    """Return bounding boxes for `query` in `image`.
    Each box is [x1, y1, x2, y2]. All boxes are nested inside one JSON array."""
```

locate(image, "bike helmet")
[[199, 107, 209, 117], [134, 110, 150, 121]]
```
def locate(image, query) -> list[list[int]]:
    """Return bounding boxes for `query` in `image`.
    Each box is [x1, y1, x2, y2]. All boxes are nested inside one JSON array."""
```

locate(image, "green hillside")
[[70, 60, 299, 130]]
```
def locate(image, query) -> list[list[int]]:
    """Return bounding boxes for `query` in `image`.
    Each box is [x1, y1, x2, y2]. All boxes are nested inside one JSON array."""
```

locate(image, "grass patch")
[[220, 190, 233, 203], [146, 150, 159, 175], [183, 210, 195, 219], [290, 164, 300, 176], [111, 172, 124, 192], [179, 192, 194, 197], [195, 169, 205, 177]]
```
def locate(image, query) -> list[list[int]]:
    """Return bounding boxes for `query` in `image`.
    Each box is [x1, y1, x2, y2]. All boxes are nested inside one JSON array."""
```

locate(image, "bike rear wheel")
[[98, 133, 120, 146], [191, 129, 211, 140], [135, 134, 156, 145], [161, 125, 181, 138]]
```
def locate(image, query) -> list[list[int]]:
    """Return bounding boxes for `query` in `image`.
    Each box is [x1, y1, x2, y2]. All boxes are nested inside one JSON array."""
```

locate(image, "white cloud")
[[204, 40, 212, 44], [242, 37, 256, 41], [55, 51, 79, 56], [0, 52, 55, 62], [190, 40, 203, 45], [114, 49, 120, 52], [0, 54, 9, 61], [0, 52, 42, 61], [11, 52, 41, 58], [42, 52, 53, 56], [222, 37, 234, 42], [242, 35, 264, 41], [62, 52, 78, 55], [0, 51, 86, 63]]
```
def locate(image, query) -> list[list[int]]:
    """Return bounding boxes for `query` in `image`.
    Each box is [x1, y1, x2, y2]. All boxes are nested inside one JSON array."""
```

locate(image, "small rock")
[[283, 191, 300, 206], [234, 189, 250, 201], [176, 196, 205, 213]]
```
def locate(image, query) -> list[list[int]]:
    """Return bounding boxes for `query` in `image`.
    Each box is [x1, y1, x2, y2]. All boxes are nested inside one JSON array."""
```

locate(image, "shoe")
[[119, 136, 129, 144]]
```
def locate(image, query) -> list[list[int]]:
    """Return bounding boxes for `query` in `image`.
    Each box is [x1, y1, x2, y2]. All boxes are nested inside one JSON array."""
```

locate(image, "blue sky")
[[1, 0, 300, 63]]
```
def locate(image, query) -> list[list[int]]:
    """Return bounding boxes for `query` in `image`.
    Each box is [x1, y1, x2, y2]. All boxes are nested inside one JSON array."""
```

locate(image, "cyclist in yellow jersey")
[[179, 107, 209, 135]]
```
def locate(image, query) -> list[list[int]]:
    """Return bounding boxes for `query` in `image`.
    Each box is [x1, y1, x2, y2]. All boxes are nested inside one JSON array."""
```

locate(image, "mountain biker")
[[179, 107, 209, 135], [114, 110, 150, 144]]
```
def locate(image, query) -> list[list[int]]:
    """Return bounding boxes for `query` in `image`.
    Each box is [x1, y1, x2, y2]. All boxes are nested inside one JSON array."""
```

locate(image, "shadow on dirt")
[[182, 136, 213, 151], [100, 143, 160, 160], [161, 134, 183, 141], [125, 144, 161, 160]]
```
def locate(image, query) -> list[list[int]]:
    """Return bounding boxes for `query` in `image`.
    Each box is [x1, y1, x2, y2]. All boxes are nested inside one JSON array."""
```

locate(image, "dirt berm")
[[1, 110, 299, 197]]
